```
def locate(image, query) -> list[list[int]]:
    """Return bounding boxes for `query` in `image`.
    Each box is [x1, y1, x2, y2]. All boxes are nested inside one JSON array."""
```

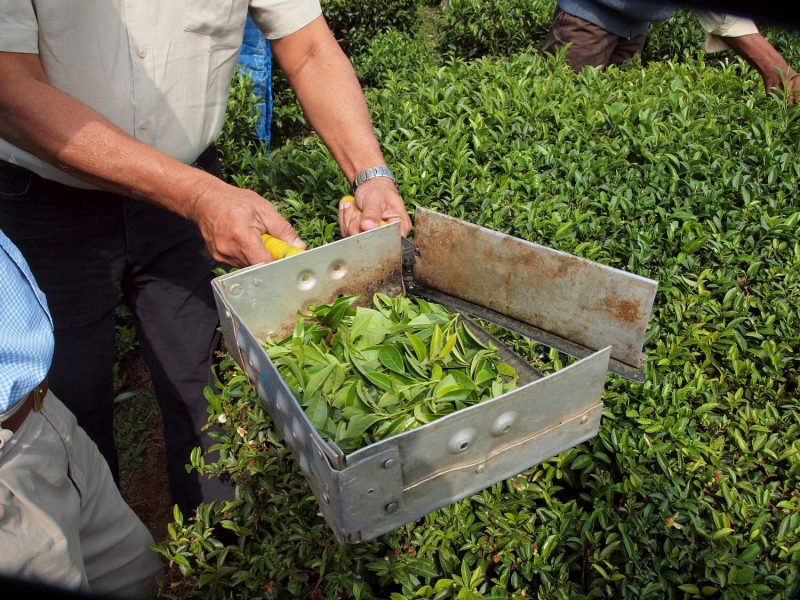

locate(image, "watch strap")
[[351, 166, 395, 192]]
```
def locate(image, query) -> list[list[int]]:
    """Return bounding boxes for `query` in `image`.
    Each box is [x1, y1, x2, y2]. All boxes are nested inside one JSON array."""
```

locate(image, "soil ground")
[[113, 349, 174, 543]]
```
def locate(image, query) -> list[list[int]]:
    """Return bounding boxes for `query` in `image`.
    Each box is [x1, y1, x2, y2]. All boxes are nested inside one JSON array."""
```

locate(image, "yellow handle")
[[339, 195, 388, 226], [263, 196, 389, 260], [261, 233, 304, 260]]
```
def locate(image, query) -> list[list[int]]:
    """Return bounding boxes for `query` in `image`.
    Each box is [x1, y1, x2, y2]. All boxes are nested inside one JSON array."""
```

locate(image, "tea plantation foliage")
[[155, 2, 800, 599]]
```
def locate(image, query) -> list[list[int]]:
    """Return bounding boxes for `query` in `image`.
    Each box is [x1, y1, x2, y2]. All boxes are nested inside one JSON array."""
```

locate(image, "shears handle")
[[261, 234, 304, 259], [262, 196, 388, 260]]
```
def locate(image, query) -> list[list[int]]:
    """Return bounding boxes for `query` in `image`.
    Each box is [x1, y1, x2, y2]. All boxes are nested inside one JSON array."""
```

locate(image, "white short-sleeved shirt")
[[0, 0, 322, 189], [695, 11, 760, 53]]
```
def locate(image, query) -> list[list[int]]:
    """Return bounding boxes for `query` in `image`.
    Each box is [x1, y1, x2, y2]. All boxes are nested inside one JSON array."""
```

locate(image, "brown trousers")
[[543, 7, 648, 71]]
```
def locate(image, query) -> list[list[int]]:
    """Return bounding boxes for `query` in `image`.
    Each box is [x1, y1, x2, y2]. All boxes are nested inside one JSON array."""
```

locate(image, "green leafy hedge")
[[322, 0, 423, 57], [270, 0, 424, 144], [157, 46, 800, 598], [437, 0, 556, 59]]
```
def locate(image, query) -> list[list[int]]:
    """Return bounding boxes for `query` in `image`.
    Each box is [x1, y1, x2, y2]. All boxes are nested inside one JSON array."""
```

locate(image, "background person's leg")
[[608, 32, 649, 66], [543, 7, 618, 70]]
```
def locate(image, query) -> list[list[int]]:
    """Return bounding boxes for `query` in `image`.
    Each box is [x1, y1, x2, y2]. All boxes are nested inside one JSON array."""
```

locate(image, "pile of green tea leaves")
[[262, 293, 519, 452]]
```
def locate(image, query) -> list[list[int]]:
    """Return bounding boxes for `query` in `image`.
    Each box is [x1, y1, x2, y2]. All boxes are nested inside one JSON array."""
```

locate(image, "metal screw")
[[384, 501, 399, 514], [382, 458, 396, 469], [581, 415, 589, 424]]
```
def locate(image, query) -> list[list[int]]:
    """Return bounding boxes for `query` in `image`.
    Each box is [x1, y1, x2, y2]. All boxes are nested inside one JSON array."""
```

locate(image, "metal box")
[[211, 207, 657, 541]]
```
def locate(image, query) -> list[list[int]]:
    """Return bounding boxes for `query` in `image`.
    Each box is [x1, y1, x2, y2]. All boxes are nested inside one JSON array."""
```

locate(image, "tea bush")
[[322, 0, 423, 58], [270, 0, 424, 144], [157, 43, 800, 598], [437, 0, 556, 59], [352, 29, 439, 89]]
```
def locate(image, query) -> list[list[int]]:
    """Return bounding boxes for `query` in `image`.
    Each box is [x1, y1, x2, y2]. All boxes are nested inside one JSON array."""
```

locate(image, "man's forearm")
[[272, 18, 389, 185], [0, 52, 304, 267], [721, 33, 794, 91], [0, 52, 215, 219]]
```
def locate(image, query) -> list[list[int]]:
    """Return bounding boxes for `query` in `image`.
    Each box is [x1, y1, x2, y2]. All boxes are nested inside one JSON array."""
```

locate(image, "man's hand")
[[721, 33, 799, 105], [338, 177, 412, 237], [190, 177, 305, 267]]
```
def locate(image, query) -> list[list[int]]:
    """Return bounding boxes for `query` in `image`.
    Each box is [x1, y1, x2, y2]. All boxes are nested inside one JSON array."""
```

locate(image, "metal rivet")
[[382, 458, 396, 469], [297, 271, 316, 291], [448, 428, 476, 454], [229, 283, 243, 297], [323, 494, 330, 504], [366, 488, 374, 495], [384, 501, 399, 514], [253, 278, 262, 287], [581, 415, 589, 424], [492, 411, 517, 436], [476, 464, 486, 474]]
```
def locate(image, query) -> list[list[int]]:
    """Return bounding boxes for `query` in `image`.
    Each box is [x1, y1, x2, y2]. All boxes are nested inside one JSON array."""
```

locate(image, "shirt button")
[[138, 48, 148, 59]]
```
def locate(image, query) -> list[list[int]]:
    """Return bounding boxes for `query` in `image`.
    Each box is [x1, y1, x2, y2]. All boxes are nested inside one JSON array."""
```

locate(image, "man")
[[0, 227, 163, 597], [543, 1, 798, 102], [0, 2, 412, 516]]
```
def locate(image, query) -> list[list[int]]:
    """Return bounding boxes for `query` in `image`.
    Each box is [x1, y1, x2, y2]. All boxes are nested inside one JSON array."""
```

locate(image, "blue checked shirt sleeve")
[[0, 229, 54, 417]]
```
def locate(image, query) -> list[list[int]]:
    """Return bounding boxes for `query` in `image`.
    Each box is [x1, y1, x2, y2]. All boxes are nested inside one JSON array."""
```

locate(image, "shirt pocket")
[[183, 0, 235, 37]]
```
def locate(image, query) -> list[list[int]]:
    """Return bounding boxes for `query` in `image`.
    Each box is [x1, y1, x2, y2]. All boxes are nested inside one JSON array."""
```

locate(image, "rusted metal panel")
[[412, 207, 657, 371]]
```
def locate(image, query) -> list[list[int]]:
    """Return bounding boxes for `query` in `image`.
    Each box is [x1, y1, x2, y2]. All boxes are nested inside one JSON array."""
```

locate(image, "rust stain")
[[602, 297, 640, 324]]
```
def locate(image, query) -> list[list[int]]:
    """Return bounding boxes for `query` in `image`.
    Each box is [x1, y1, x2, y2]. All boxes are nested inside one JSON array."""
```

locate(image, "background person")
[[0, 1, 412, 517], [543, 1, 798, 101], [0, 227, 162, 598]]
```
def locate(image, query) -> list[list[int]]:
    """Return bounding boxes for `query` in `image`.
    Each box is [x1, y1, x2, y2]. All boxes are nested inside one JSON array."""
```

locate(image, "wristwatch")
[[351, 166, 396, 192]]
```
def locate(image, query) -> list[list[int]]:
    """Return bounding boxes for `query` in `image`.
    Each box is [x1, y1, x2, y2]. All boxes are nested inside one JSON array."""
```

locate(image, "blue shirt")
[[0, 229, 54, 417]]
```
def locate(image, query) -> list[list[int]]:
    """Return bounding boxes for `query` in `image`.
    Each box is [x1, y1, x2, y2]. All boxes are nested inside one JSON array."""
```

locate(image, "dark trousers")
[[543, 7, 649, 71], [0, 148, 234, 514]]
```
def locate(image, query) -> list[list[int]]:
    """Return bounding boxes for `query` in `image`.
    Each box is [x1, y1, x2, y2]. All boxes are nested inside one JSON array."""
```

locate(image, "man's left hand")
[[339, 177, 413, 237]]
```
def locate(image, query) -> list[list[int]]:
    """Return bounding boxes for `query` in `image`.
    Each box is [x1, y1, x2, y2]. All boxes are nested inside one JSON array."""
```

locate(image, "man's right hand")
[[189, 176, 306, 268]]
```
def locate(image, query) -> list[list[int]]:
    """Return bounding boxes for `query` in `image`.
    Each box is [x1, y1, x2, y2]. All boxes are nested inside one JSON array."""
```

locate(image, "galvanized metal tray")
[[212, 207, 657, 541]]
